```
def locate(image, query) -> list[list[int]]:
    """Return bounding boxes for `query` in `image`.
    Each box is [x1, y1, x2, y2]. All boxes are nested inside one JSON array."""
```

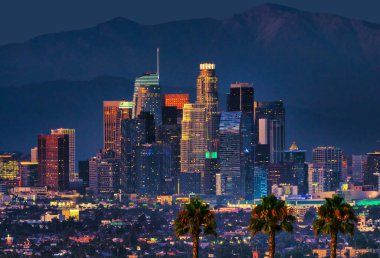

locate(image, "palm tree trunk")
[[330, 231, 337, 258], [193, 235, 199, 258], [268, 231, 275, 258]]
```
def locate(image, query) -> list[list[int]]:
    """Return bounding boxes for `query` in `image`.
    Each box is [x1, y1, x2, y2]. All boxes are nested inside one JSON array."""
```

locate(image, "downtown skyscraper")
[[51, 128, 76, 180], [132, 72, 162, 127], [180, 103, 207, 175], [227, 82, 254, 112], [196, 63, 219, 152], [38, 133, 70, 191], [103, 100, 133, 158], [312, 146, 342, 192], [218, 111, 254, 197], [255, 101, 285, 165]]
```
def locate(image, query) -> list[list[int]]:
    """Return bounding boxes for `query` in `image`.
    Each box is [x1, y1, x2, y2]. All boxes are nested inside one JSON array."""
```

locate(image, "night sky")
[[1, 0, 380, 45]]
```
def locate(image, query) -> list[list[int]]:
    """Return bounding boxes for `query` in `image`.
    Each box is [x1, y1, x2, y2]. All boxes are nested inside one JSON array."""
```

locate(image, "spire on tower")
[[156, 48, 160, 79]]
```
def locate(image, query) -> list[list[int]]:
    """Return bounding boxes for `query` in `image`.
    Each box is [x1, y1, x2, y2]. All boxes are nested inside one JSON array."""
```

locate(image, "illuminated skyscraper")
[[163, 94, 189, 110], [352, 155, 367, 183], [203, 151, 219, 195], [31, 147, 38, 163], [132, 73, 162, 127], [0, 154, 19, 180], [180, 103, 206, 176], [227, 82, 254, 112], [365, 152, 380, 191], [103, 101, 133, 158], [219, 112, 254, 196], [196, 63, 219, 151], [163, 93, 189, 125], [121, 111, 155, 193], [38, 134, 70, 191], [20, 161, 39, 187], [308, 163, 325, 194], [255, 101, 285, 164], [88, 149, 120, 195], [283, 142, 308, 194], [253, 167, 267, 199], [51, 128, 76, 180], [312, 146, 342, 191]]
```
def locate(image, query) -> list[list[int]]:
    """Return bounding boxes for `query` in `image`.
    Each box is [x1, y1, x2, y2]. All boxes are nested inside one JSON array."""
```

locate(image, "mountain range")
[[1, 3, 380, 160]]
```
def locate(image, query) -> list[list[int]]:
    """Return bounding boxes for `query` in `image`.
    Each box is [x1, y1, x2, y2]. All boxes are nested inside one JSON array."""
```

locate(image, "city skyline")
[[0, 2, 380, 257]]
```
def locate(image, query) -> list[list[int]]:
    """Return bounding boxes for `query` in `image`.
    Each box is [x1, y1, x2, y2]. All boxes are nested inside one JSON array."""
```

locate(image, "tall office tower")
[[133, 73, 162, 127], [158, 119, 181, 194], [219, 112, 254, 196], [203, 151, 219, 195], [51, 128, 76, 180], [103, 101, 133, 158], [38, 134, 70, 191], [253, 167, 268, 199], [0, 154, 19, 180], [255, 101, 285, 164], [31, 147, 38, 163], [365, 152, 380, 191], [341, 153, 349, 182], [20, 161, 39, 187], [227, 83, 254, 112], [196, 63, 219, 151], [180, 103, 207, 175], [267, 163, 284, 194], [352, 155, 367, 183], [283, 142, 308, 194], [120, 111, 155, 193], [255, 144, 270, 168], [78, 160, 90, 188], [135, 143, 165, 196], [308, 163, 325, 194], [162, 106, 178, 125], [88, 150, 120, 195], [312, 146, 342, 191], [136, 112, 156, 144]]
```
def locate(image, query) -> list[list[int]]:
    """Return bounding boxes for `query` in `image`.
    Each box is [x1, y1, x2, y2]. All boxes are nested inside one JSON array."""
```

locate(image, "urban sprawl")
[[0, 54, 379, 257]]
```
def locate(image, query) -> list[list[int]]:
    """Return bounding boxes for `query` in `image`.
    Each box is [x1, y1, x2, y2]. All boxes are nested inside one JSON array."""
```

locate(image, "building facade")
[[38, 134, 70, 191], [103, 101, 133, 158], [227, 82, 254, 112], [51, 128, 76, 180], [218, 112, 254, 196], [312, 146, 342, 192]]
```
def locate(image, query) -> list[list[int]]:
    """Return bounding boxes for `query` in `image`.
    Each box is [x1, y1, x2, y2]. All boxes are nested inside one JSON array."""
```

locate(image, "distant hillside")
[[1, 3, 380, 157]]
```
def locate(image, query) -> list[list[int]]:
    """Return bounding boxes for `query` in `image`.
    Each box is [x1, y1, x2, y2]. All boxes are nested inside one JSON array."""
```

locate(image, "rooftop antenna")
[[156, 48, 160, 79]]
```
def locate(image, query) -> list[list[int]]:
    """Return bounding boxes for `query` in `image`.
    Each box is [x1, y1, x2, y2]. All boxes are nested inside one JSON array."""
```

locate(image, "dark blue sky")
[[1, 0, 379, 45]]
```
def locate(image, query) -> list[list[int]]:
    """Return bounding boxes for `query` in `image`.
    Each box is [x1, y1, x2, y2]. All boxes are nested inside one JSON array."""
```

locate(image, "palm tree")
[[313, 194, 358, 258], [174, 198, 217, 258], [248, 194, 295, 258]]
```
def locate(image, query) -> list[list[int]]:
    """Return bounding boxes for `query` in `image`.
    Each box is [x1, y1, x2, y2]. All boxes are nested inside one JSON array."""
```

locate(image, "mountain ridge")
[[1, 3, 380, 159]]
